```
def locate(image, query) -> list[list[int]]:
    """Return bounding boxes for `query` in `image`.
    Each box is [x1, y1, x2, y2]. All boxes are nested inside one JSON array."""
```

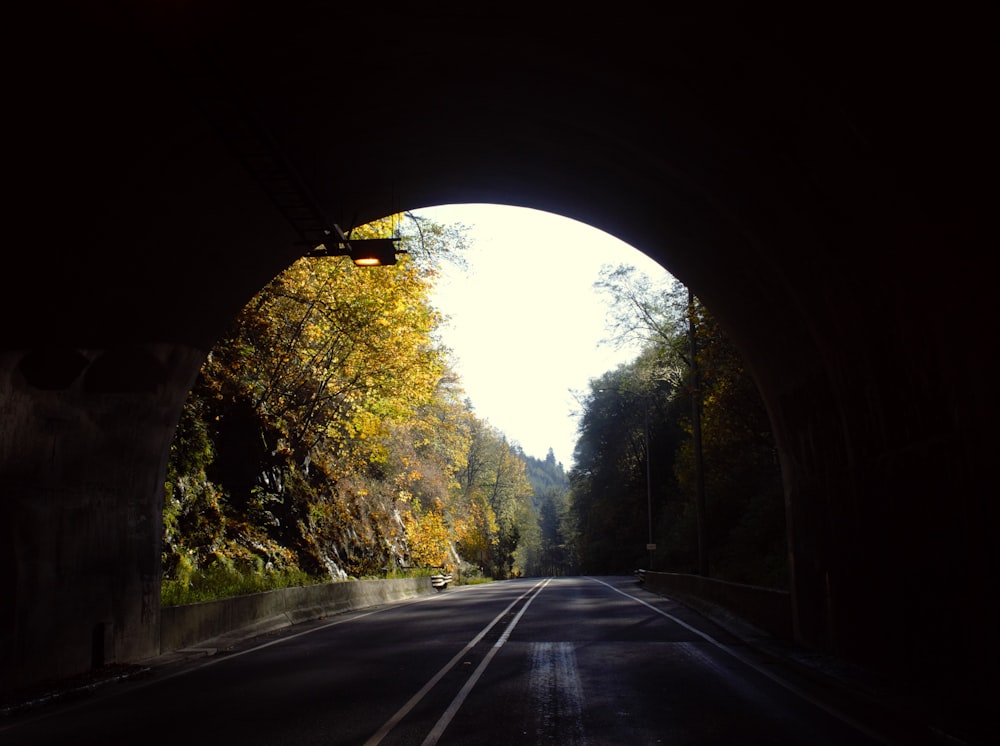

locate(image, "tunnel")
[[1, 1, 995, 711]]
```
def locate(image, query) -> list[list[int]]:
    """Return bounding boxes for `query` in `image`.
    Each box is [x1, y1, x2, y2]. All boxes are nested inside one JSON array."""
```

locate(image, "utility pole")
[[689, 287, 708, 577], [600, 386, 656, 571], [644, 400, 654, 571]]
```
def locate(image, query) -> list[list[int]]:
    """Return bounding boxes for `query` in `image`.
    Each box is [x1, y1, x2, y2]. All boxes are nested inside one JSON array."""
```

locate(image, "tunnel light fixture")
[[305, 226, 405, 266], [347, 238, 402, 266]]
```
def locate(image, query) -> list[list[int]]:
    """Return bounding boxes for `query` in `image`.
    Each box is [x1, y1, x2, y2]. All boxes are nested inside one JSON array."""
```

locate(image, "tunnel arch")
[[2, 2, 994, 710]]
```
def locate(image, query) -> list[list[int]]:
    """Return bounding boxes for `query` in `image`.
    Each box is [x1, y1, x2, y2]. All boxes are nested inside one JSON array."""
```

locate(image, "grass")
[[161, 565, 324, 607], [459, 575, 493, 585], [161, 564, 489, 606]]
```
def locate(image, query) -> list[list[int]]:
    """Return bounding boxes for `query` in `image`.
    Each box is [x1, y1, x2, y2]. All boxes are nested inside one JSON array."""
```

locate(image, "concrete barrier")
[[643, 571, 792, 640], [160, 577, 434, 654]]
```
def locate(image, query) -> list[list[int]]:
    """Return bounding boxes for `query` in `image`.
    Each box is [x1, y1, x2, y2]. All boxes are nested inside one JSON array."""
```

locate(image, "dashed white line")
[[418, 578, 552, 746], [364, 577, 550, 746]]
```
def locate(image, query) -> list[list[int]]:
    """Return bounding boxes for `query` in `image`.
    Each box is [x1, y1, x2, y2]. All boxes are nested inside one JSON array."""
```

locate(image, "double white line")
[[364, 577, 552, 746]]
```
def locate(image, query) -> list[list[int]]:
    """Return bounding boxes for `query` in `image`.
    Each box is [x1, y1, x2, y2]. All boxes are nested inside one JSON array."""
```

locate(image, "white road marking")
[[364, 577, 550, 746], [587, 576, 892, 745], [419, 578, 553, 746]]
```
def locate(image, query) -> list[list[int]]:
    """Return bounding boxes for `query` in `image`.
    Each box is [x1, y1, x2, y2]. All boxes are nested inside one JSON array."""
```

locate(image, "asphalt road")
[[0, 576, 920, 745]]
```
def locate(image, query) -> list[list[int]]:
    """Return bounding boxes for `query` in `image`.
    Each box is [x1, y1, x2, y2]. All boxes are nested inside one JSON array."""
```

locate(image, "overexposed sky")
[[412, 204, 673, 469]]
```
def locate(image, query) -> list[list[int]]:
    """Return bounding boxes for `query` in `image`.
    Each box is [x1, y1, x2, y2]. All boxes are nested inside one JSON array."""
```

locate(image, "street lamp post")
[[643, 401, 654, 571], [601, 386, 656, 571], [688, 287, 708, 577]]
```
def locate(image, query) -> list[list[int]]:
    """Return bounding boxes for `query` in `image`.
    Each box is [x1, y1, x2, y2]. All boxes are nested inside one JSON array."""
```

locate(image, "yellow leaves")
[[350, 215, 400, 241], [455, 493, 500, 558], [173, 211, 488, 580], [404, 504, 452, 568]]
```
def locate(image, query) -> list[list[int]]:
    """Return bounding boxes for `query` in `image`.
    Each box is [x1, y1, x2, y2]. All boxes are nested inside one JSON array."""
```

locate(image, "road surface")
[[1, 576, 919, 744]]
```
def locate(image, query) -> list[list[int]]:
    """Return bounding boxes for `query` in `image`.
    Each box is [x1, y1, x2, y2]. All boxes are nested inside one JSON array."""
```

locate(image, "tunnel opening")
[[159, 203, 788, 617]]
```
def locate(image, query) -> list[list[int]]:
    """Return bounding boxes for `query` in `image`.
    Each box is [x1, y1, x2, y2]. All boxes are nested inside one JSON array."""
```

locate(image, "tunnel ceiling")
[[6, 3, 991, 359]]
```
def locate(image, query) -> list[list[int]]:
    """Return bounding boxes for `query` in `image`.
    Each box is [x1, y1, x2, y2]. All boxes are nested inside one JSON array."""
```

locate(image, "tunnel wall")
[[0, 2, 995, 710], [0, 346, 206, 693], [645, 572, 792, 641]]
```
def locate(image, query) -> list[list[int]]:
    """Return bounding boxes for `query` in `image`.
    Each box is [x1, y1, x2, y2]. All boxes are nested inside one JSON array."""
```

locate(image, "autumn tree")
[[454, 418, 534, 579], [164, 212, 557, 596], [388, 372, 475, 571], [163, 215, 470, 586]]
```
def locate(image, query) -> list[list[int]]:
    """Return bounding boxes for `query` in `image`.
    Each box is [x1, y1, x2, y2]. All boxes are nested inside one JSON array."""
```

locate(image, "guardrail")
[[430, 573, 453, 590], [642, 571, 792, 640]]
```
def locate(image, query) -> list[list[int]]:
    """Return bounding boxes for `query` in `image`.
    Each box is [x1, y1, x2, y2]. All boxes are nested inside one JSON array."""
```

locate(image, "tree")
[[595, 263, 682, 353], [455, 419, 534, 578], [165, 212, 618, 594], [404, 499, 452, 569], [519, 449, 573, 576], [569, 264, 787, 586], [163, 214, 472, 585], [674, 301, 787, 585], [569, 361, 682, 573]]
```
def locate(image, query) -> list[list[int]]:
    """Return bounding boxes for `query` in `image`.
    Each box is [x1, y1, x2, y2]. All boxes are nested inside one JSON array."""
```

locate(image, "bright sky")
[[411, 204, 674, 469]]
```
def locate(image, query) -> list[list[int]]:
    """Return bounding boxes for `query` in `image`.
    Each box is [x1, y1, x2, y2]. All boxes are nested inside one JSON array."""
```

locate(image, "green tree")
[[674, 301, 787, 586], [519, 449, 574, 576], [570, 361, 683, 573], [570, 264, 787, 586]]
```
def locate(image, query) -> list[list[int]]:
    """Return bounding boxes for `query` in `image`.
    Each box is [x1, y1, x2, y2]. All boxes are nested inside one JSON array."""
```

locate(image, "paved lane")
[[409, 577, 893, 745], [0, 577, 905, 745]]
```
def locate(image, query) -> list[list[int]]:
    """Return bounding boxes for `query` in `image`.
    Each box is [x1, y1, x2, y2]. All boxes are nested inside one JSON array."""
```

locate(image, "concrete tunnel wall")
[[1, 2, 996, 702]]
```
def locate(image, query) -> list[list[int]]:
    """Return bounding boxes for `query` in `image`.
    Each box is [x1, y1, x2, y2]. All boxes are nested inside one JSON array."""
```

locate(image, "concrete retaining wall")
[[160, 577, 434, 653], [644, 571, 792, 640]]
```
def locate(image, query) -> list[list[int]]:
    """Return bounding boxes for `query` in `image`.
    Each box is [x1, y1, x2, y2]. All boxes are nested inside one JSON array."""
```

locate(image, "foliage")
[[161, 562, 322, 607], [570, 358, 684, 573], [458, 575, 494, 586], [162, 214, 535, 600], [517, 449, 575, 576], [674, 299, 787, 586], [569, 265, 788, 587], [454, 418, 535, 579], [404, 499, 453, 569], [594, 263, 679, 352]]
